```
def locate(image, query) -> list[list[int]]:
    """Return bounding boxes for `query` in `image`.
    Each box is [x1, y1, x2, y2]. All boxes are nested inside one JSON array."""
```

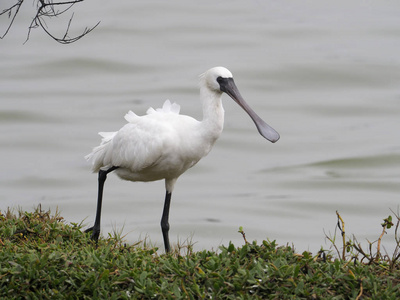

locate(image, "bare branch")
[[0, 0, 24, 39], [1, 0, 99, 44]]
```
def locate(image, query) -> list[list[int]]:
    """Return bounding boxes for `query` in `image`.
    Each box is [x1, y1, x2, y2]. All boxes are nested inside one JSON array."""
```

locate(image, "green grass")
[[0, 206, 399, 299]]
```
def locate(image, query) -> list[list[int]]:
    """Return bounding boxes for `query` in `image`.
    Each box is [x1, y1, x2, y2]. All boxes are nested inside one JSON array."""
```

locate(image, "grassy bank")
[[0, 207, 399, 299]]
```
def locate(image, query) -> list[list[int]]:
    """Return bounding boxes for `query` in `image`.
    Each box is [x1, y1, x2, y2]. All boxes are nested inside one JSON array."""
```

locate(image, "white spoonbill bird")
[[85, 67, 279, 252]]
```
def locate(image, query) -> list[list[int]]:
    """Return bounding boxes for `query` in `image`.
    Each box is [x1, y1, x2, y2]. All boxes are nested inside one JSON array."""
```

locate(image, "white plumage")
[[86, 98, 220, 191], [85, 67, 279, 252]]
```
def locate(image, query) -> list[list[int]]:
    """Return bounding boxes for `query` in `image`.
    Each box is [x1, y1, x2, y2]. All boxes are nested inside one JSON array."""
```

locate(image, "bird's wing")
[[87, 100, 186, 174], [111, 108, 187, 172]]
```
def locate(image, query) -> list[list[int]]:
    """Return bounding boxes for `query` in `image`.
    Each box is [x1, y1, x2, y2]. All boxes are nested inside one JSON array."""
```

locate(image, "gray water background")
[[1, 1, 400, 253]]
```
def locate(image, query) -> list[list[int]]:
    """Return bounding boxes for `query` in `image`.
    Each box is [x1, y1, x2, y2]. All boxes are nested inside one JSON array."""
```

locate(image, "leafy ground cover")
[[0, 206, 399, 299]]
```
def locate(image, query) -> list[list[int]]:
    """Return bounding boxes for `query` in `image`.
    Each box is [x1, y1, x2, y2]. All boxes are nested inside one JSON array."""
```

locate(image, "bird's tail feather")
[[85, 131, 117, 172]]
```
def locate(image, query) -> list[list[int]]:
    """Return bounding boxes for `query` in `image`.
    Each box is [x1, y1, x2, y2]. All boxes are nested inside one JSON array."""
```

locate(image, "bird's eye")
[[216, 76, 229, 92], [216, 76, 228, 86]]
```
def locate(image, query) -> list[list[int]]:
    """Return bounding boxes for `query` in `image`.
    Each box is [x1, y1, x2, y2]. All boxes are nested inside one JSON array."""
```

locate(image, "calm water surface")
[[1, 1, 400, 253]]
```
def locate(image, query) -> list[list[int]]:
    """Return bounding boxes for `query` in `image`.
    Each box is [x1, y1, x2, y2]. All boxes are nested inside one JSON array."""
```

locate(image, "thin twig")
[[324, 231, 341, 259], [238, 227, 248, 244], [377, 216, 394, 261], [355, 279, 363, 300], [376, 225, 386, 261], [0, 0, 24, 39], [336, 211, 346, 260], [2, 0, 99, 44], [353, 241, 374, 265]]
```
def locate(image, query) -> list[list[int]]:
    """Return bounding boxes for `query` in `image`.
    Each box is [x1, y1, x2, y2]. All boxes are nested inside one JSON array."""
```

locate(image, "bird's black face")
[[216, 76, 232, 93], [216, 76, 280, 143]]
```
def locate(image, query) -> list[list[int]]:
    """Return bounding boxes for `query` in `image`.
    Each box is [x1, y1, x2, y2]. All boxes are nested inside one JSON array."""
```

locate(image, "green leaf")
[[228, 242, 235, 253]]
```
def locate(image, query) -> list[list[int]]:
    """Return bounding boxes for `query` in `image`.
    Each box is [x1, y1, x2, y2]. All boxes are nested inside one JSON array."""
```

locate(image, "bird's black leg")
[[85, 166, 119, 242], [161, 191, 172, 253]]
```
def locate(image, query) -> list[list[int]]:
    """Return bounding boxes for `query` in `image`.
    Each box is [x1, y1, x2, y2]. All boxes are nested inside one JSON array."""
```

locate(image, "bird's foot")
[[84, 226, 93, 233], [84, 226, 100, 242]]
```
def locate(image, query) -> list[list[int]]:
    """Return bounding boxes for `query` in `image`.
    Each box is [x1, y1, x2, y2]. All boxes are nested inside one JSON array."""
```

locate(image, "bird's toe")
[[84, 226, 94, 233]]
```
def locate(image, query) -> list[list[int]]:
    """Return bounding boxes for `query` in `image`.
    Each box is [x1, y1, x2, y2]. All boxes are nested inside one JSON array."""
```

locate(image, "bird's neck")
[[200, 86, 225, 141]]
